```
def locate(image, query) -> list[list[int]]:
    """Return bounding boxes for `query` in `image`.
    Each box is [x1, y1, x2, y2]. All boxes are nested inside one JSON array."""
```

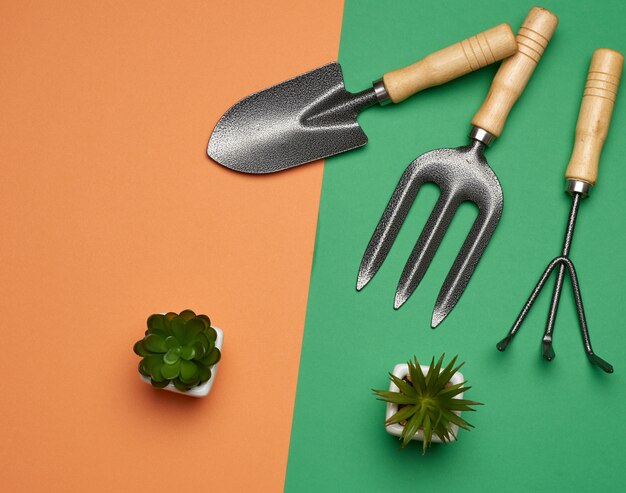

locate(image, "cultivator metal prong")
[[498, 252, 613, 373], [541, 192, 583, 358], [497, 256, 561, 353], [564, 258, 613, 373]]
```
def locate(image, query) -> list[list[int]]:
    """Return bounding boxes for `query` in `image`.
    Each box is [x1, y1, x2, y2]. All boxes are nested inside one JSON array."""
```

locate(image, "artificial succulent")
[[134, 310, 221, 392], [373, 354, 481, 453]]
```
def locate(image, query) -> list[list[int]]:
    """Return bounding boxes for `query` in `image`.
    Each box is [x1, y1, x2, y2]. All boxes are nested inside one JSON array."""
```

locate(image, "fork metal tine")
[[432, 204, 502, 327], [356, 162, 428, 291], [394, 192, 460, 310]]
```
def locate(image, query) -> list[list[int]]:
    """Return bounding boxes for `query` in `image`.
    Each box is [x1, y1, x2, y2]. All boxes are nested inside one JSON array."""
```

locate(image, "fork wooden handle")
[[382, 23, 517, 104], [471, 7, 558, 136], [565, 49, 624, 185]]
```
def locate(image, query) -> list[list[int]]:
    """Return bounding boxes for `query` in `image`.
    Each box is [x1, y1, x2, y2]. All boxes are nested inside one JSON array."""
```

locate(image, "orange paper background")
[[0, 1, 342, 491]]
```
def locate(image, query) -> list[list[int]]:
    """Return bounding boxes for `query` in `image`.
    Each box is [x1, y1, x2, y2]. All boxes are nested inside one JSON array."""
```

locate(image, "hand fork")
[[357, 7, 558, 327]]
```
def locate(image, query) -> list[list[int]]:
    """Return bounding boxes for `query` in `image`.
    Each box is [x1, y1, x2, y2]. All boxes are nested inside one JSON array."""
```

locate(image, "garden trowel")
[[207, 23, 516, 173]]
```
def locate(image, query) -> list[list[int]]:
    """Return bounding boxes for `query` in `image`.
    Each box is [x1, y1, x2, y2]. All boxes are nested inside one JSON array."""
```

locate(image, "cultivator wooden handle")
[[471, 7, 558, 136], [382, 23, 517, 103], [565, 49, 624, 185]]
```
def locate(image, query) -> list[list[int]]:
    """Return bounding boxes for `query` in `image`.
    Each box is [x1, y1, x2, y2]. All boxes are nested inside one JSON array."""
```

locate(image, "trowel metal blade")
[[207, 63, 372, 174]]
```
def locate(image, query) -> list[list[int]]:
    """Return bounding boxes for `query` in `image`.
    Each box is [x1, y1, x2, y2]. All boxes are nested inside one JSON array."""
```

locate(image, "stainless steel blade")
[[207, 63, 378, 174]]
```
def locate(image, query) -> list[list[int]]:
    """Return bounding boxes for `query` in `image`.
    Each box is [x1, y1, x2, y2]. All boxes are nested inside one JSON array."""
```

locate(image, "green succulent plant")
[[133, 310, 221, 392], [373, 354, 481, 453]]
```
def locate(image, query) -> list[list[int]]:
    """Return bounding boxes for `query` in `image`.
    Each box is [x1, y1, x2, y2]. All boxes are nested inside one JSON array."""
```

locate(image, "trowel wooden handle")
[[471, 7, 558, 136], [382, 23, 517, 104], [565, 49, 623, 185]]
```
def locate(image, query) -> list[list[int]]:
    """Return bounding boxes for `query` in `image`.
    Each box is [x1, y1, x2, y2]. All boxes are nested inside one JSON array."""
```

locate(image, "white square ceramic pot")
[[385, 363, 464, 443], [140, 326, 223, 398]]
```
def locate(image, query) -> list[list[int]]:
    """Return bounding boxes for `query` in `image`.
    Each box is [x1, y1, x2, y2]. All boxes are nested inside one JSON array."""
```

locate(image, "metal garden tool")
[[207, 24, 517, 173], [358, 7, 558, 328], [497, 48, 623, 373]]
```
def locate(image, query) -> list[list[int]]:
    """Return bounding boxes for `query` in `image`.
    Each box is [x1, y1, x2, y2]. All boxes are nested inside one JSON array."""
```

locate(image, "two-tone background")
[[2, 1, 625, 491]]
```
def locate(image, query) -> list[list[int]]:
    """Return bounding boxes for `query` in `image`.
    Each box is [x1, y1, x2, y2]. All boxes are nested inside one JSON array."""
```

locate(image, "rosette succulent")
[[373, 354, 481, 453], [134, 310, 221, 392]]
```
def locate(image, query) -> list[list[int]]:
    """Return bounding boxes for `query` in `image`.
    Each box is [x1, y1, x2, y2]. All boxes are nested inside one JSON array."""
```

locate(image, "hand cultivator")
[[497, 49, 623, 373]]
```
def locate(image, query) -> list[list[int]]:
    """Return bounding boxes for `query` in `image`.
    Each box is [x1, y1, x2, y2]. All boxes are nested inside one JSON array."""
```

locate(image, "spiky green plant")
[[133, 310, 221, 392], [373, 354, 481, 453]]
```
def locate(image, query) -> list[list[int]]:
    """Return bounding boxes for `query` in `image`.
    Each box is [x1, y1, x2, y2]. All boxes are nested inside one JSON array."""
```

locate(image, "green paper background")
[[285, 0, 626, 491]]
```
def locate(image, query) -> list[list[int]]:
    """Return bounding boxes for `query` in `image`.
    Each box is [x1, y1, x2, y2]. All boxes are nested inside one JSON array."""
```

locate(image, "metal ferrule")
[[469, 126, 496, 147], [566, 179, 592, 198], [372, 78, 391, 105]]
